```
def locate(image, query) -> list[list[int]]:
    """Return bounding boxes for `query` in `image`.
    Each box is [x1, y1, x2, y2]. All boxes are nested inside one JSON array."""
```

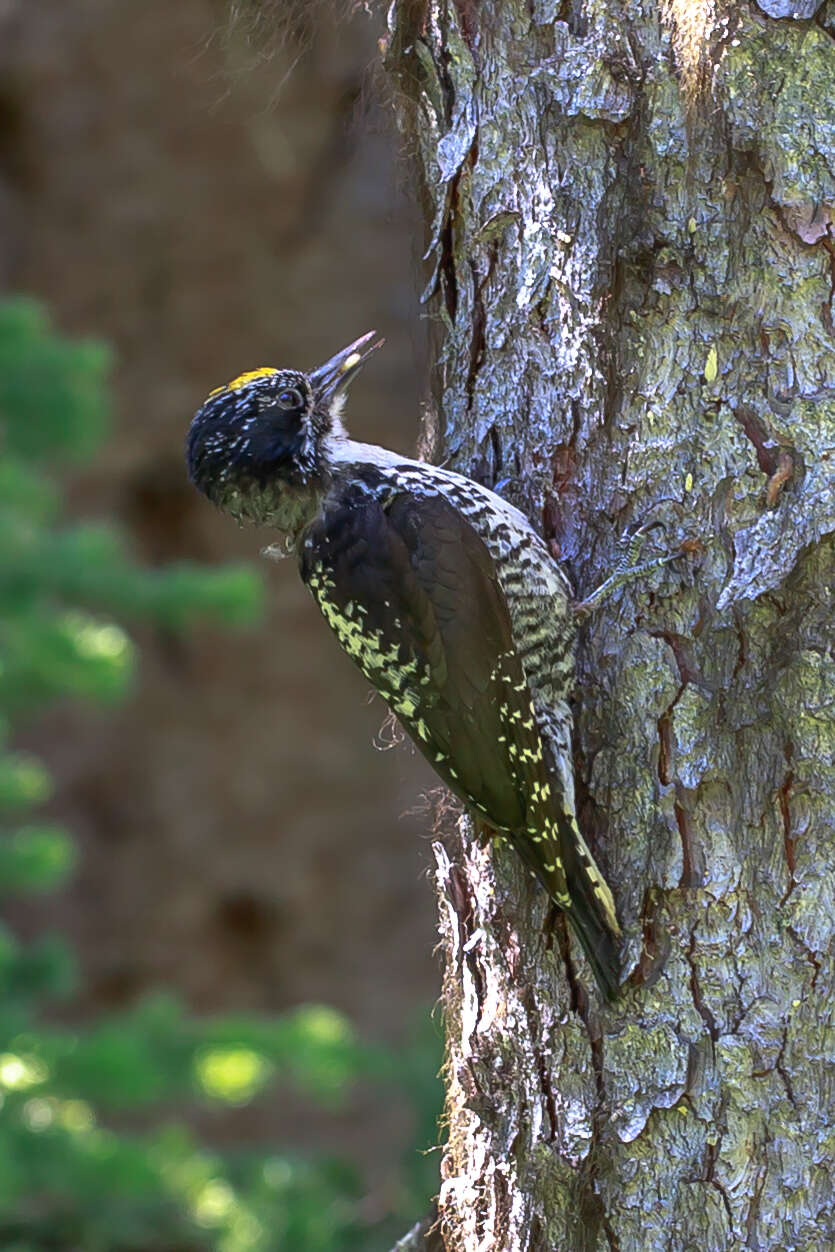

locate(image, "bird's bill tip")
[[309, 331, 385, 400]]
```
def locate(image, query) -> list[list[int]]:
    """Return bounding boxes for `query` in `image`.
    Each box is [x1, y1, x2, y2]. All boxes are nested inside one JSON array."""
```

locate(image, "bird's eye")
[[277, 387, 304, 410]]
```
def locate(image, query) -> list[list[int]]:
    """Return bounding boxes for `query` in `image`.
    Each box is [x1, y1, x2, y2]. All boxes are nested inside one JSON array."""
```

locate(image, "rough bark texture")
[[384, 0, 835, 1248]]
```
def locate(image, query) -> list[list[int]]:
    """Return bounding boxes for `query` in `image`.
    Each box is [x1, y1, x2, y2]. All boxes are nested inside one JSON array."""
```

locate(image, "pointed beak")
[[309, 331, 384, 404]]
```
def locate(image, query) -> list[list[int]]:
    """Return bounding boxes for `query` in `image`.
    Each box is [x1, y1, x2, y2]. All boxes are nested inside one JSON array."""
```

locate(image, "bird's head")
[[186, 331, 383, 525]]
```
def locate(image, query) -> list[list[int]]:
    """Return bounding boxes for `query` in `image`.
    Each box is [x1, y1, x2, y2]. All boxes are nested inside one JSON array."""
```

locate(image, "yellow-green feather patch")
[[209, 367, 277, 398]]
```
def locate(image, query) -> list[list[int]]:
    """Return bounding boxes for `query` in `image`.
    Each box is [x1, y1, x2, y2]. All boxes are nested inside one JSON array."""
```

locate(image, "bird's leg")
[[574, 520, 682, 617]]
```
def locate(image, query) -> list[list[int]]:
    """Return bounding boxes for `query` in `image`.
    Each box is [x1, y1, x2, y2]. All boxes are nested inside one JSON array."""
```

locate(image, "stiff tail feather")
[[506, 812, 621, 1000], [559, 818, 622, 1001]]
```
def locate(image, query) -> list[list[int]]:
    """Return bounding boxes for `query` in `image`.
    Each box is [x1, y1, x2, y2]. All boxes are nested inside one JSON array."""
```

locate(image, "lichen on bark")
[[384, 0, 835, 1247]]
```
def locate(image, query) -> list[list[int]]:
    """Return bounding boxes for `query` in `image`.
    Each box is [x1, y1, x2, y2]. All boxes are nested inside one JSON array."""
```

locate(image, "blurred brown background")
[[0, 0, 437, 1168]]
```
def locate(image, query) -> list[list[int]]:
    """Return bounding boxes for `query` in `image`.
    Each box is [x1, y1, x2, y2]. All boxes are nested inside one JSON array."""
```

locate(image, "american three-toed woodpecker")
[[186, 333, 622, 998]]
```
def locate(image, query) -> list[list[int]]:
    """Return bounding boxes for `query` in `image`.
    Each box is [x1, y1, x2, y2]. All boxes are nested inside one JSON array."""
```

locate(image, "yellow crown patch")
[[209, 367, 277, 399]]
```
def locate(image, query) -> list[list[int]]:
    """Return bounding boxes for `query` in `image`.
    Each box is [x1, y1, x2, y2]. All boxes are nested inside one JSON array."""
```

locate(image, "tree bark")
[[383, 0, 835, 1248]]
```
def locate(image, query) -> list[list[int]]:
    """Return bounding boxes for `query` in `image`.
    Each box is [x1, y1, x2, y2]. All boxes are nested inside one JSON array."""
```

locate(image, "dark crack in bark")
[[687, 926, 718, 1044], [703, 1137, 734, 1228], [777, 762, 796, 904]]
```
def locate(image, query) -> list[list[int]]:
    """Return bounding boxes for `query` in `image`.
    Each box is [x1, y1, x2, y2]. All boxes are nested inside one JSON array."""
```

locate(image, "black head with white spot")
[[186, 331, 383, 524]]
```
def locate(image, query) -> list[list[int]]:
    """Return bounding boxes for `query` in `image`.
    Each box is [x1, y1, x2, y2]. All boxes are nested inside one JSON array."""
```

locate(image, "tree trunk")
[[383, 0, 835, 1248]]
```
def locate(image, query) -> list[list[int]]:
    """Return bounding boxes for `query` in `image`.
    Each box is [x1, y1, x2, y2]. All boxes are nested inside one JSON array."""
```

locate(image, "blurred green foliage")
[[0, 299, 441, 1251]]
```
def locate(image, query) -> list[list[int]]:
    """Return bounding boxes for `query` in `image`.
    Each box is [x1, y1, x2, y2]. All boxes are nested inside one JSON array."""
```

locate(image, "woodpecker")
[[186, 333, 622, 998]]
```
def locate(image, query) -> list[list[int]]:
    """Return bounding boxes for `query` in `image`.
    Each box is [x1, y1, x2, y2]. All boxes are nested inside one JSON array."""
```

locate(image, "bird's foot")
[[261, 537, 295, 562], [574, 515, 683, 617]]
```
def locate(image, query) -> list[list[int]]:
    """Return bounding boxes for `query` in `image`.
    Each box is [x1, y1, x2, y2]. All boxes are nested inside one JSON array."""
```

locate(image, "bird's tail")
[[559, 818, 622, 1001]]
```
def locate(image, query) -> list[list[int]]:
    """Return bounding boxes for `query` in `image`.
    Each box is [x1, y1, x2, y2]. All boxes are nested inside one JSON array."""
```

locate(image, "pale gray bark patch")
[[754, 0, 824, 18], [384, 0, 835, 1248]]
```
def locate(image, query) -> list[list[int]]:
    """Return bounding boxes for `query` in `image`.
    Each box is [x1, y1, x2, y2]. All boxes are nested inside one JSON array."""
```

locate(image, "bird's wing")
[[300, 484, 561, 858], [300, 481, 623, 997]]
